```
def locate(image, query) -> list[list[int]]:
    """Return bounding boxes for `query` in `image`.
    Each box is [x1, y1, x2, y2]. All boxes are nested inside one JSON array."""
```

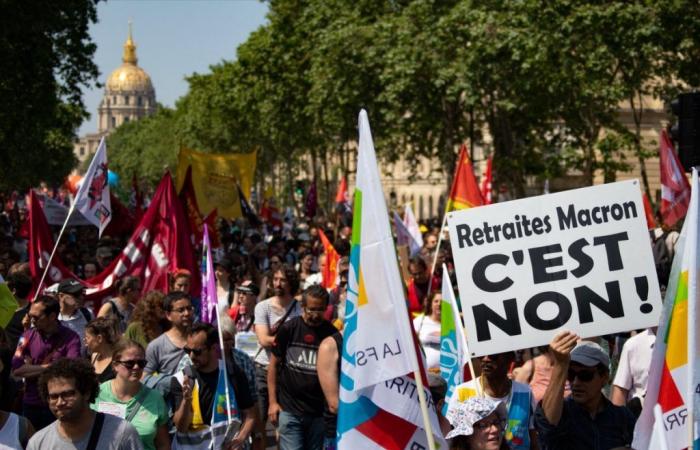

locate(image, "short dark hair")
[[302, 284, 330, 307], [409, 256, 427, 271], [117, 276, 140, 296], [189, 322, 218, 347], [39, 358, 99, 404], [6, 272, 32, 299], [34, 295, 60, 318], [163, 291, 191, 312]]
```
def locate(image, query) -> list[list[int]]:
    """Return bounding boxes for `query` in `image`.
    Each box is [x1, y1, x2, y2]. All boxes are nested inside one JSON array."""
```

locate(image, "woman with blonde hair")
[[93, 339, 170, 450]]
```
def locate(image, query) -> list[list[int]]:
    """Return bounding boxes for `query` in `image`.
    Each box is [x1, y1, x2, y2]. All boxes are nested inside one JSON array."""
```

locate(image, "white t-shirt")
[[413, 315, 441, 371], [613, 329, 656, 400]]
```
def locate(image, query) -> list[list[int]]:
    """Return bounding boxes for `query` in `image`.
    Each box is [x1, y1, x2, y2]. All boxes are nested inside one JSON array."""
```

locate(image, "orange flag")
[[446, 144, 484, 212], [318, 229, 340, 289]]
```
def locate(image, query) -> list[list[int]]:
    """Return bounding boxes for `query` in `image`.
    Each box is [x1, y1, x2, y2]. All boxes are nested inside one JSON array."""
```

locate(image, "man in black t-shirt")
[[172, 323, 256, 448], [268, 285, 337, 450]]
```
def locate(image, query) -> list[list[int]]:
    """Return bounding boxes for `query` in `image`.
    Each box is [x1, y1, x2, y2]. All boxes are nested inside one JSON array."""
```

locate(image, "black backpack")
[[650, 230, 672, 287]]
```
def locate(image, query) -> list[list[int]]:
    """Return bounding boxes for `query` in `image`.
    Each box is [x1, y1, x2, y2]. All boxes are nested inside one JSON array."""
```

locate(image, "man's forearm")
[[541, 363, 567, 425], [173, 398, 193, 432], [239, 407, 256, 440], [267, 359, 278, 405], [12, 364, 47, 379]]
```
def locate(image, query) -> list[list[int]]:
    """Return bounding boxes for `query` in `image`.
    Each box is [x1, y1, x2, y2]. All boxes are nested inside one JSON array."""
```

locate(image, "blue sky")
[[79, 0, 269, 135]]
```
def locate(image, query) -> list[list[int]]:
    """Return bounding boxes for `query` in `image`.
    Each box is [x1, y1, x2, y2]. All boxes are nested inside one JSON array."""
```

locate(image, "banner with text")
[[448, 180, 662, 356]]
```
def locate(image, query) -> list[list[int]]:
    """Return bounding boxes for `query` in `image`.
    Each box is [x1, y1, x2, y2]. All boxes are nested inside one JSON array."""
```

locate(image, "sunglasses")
[[117, 359, 147, 370], [474, 418, 506, 431], [184, 346, 206, 356], [567, 368, 598, 382]]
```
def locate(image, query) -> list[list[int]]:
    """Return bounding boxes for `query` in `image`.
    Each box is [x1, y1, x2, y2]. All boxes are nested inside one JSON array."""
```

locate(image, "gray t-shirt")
[[144, 333, 185, 375], [253, 298, 302, 366], [27, 413, 143, 450], [59, 308, 92, 355]]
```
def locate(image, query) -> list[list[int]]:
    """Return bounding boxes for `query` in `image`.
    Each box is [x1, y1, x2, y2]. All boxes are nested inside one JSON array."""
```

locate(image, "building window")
[[137, 96, 142, 106], [124, 116, 130, 123], [113, 96, 116, 104], [124, 96, 129, 105], [111, 116, 116, 128], [80, 147, 85, 156]]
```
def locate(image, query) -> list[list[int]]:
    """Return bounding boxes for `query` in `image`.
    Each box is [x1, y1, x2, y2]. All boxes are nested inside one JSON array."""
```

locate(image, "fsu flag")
[[29, 172, 198, 306], [659, 129, 690, 227], [446, 144, 484, 212], [73, 137, 111, 236]]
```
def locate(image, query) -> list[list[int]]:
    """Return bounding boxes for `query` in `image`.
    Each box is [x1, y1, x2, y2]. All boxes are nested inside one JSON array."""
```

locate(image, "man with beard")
[[406, 256, 439, 316], [253, 265, 302, 434], [267, 285, 337, 450], [27, 358, 142, 449], [11, 295, 81, 430], [144, 292, 194, 377], [536, 331, 636, 449], [446, 351, 538, 450]]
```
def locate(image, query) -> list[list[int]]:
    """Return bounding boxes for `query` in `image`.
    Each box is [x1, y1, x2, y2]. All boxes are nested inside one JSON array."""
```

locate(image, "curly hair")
[[39, 358, 99, 404], [130, 290, 167, 342]]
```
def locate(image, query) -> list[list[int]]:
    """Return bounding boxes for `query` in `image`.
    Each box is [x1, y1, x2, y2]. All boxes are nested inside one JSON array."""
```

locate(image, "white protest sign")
[[447, 179, 662, 357]]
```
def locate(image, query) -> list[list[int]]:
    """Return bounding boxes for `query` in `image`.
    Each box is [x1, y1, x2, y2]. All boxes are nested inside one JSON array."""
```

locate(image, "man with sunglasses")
[[144, 292, 194, 378], [11, 295, 81, 430], [536, 331, 636, 450], [267, 285, 337, 450], [171, 323, 255, 449], [27, 358, 143, 449]]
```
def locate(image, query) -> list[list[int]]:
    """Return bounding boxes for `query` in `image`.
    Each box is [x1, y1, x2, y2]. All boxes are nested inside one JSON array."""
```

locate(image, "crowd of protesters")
[[0, 184, 680, 450]]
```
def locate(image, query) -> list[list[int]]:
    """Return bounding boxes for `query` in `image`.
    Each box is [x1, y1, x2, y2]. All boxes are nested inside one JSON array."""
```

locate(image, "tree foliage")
[[0, 0, 99, 191], [107, 0, 700, 204]]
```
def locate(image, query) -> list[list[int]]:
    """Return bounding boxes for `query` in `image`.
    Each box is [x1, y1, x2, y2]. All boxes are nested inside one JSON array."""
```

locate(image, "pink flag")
[[660, 129, 690, 227], [200, 224, 218, 324]]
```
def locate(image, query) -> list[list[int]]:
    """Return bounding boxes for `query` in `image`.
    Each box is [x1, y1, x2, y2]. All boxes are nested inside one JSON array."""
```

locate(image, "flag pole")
[[32, 200, 77, 301], [426, 212, 448, 298], [686, 168, 698, 449]]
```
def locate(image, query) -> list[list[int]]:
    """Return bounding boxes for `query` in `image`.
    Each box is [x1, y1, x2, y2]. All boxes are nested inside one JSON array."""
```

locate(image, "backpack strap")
[[108, 300, 124, 322], [79, 307, 92, 323], [125, 387, 149, 423], [17, 414, 29, 448], [85, 412, 106, 450]]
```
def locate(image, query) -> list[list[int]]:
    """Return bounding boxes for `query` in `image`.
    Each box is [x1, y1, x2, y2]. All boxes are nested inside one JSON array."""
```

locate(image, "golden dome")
[[105, 23, 154, 93]]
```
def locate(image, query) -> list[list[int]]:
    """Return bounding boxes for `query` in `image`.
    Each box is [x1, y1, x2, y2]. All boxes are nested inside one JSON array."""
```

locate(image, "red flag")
[[305, 180, 318, 218], [179, 166, 219, 247], [260, 198, 282, 228], [446, 144, 484, 212], [659, 129, 690, 227], [642, 193, 656, 230], [335, 176, 348, 204], [318, 229, 340, 289], [480, 155, 493, 205], [29, 172, 198, 308], [102, 193, 135, 237]]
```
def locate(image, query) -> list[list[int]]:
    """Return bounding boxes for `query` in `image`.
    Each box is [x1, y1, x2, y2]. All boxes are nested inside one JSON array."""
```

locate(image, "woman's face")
[[113, 347, 146, 383], [431, 294, 442, 318], [172, 276, 191, 294], [301, 254, 313, 271], [470, 412, 503, 450], [84, 329, 101, 352]]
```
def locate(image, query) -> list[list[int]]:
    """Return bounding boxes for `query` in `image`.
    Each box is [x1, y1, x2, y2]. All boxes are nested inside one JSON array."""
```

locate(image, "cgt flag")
[[659, 129, 690, 228], [73, 137, 111, 236], [633, 168, 700, 450], [337, 110, 445, 449]]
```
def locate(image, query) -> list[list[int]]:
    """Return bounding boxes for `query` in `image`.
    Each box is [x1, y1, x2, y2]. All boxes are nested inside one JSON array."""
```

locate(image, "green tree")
[[0, 0, 100, 191]]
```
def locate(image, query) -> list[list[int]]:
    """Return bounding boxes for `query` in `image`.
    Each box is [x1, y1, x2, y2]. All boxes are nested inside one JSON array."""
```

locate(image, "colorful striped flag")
[[439, 263, 470, 416], [200, 224, 218, 324], [633, 168, 699, 450], [337, 110, 446, 449], [446, 144, 483, 212]]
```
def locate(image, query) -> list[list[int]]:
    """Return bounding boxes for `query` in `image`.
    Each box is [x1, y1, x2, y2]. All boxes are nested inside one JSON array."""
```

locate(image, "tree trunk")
[[630, 94, 652, 205]]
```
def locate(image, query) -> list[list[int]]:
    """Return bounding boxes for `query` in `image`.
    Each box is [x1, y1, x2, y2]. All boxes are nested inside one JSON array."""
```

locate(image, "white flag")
[[73, 137, 111, 237], [403, 204, 424, 254]]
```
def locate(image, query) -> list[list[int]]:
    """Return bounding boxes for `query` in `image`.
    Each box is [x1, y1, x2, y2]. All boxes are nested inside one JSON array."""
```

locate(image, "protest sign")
[[448, 180, 662, 357]]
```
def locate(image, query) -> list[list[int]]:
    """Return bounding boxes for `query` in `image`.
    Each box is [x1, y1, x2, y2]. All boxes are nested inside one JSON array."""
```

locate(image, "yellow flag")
[[0, 283, 18, 328], [176, 148, 257, 219]]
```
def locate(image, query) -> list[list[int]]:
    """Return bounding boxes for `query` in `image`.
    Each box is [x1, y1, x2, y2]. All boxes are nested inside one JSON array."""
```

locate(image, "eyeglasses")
[[474, 418, 506, 431], [117, 359, 147, 370], [48, 389, 77, 402], [184, 346, 207, 356], [567, 368, 598, 382], [171, 305, 194, 314]]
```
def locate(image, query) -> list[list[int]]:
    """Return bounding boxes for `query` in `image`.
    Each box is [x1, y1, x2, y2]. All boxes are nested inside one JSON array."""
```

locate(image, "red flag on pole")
[[179, 166, 218, 247], [659, 129, 690, 227], [29, 172, 198, 308], [318, 229, 340, 289], [335, 177, 348, 204], [446, 144, 484, 212], [642, 193, 657, 230]]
